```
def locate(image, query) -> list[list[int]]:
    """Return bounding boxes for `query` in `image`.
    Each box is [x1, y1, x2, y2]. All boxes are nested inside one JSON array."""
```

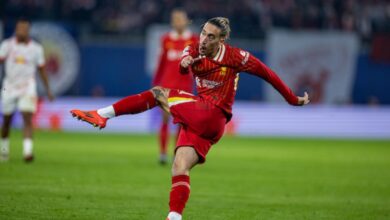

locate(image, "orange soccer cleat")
[[70, 109, 108, 129]]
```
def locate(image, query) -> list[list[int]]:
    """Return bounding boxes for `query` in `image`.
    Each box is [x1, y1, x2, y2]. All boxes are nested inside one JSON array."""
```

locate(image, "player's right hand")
[[181, 56, 204, 68], [181, 56, 194, 68]]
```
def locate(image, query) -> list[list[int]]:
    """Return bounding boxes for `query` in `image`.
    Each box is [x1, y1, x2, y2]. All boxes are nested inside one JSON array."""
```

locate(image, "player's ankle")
[[97, 106, 115, 119], [159, 153, 168, 165], [23, 138, 33, 157], [167, 212, 182, 220], [1, 138, 9, 153]]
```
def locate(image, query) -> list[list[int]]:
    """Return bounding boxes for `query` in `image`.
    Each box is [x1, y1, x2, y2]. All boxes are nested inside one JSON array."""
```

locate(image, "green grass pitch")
[[0, 130, 389, 219]]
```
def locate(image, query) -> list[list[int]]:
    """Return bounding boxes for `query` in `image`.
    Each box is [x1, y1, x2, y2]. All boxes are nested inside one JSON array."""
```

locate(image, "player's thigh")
[[172, 146, 199, 175], [151, 86, 170, 113], [18, 95, 37, 115], [1, 95, 17, 116], [162, 110, 170, 123], [2, 114, 14, 127]]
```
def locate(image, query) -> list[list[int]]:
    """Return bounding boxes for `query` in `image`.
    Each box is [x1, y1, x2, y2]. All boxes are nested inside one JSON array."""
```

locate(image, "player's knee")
[[151, 86, 168, 97], [23, 120, 33, 127], [172, 157, 190, 176], [2, 117, 12, 126], [151, 86, 170, 111]]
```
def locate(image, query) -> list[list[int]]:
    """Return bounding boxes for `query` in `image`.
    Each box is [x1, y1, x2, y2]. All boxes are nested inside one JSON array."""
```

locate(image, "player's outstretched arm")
[[239, 52, 309, 106]]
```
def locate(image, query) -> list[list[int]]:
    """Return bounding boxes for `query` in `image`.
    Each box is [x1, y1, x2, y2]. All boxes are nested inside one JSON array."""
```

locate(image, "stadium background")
[[0, 1, 390, 219], [0, 0, 389, 138]]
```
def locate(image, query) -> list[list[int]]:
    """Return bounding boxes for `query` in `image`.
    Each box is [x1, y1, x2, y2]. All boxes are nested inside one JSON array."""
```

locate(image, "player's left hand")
[[297, 92, 310, 105]]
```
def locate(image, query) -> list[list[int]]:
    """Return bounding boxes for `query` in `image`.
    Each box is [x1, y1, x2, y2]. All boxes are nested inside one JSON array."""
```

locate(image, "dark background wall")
[[66, 45, 390, 104]]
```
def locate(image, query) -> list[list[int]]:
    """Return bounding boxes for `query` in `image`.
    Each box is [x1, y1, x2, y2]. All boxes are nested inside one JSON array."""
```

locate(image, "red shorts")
[[168, 90, 227, 163]]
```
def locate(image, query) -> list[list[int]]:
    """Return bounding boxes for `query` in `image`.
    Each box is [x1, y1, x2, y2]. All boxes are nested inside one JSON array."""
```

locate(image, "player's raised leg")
[[21, 112, 34, 162], [159, 111, 170, 164], [70, 86, 171, 129], [166, 146, 199, 220], [0, 114, 13, 161]]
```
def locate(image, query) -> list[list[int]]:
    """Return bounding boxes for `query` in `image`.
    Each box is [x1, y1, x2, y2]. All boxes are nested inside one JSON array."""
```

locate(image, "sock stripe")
[[172, 181, 191, 190]]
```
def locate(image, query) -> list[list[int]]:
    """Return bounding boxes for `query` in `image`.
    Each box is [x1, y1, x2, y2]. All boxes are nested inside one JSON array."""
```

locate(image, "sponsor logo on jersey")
[[196, 76, 221, 89], [220, 66, 227, 76], [166, 42, 174, 49], [14, 56, 26, 64], [167, 49, 183, 61], [31, 23, 80, 96]]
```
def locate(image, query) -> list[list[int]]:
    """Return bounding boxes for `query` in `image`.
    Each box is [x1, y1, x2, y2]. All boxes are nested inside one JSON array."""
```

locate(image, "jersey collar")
[[14, 37, 31, 45], [169, 29, 192, 40], [213, 44, 226, 62]]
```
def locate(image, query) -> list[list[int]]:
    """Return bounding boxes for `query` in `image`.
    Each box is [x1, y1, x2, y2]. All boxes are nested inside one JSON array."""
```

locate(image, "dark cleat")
[[24, 154, 34, 163]]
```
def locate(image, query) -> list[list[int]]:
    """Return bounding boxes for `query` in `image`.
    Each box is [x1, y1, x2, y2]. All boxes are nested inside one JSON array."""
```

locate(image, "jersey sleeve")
[[179, 43, 198, 74], [0, 40, 10, 61], [234, 48, 299, 106], [36, 45, 45, 67], [152, 37, 167, 86]]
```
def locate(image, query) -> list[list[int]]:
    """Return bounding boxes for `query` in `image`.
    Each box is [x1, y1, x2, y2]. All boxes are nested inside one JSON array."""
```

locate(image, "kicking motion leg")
[[71, 86, 199, 220], [70, 86, 170, 129], [167, 147, 199, 220]]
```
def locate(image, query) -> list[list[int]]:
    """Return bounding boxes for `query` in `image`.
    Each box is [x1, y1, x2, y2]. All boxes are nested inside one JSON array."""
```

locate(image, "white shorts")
[[1, 94, 37, 115], [1, 79, 38, 115]]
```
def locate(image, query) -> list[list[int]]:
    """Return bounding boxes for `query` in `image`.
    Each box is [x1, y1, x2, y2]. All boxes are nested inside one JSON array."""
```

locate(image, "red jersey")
[[180, 43, 300, 118], [152, 30, 198, 92]]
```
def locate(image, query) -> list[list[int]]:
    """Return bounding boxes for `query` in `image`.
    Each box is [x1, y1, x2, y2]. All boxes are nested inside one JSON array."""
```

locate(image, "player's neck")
[[16, 37, 30, 44], [209, 44, 221, 58]]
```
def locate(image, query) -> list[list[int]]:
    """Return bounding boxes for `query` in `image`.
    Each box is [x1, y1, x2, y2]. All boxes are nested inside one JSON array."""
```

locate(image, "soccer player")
[[0, 18, 54, 162], [71, 17, 310, 220], [152, 9, 198, 165]]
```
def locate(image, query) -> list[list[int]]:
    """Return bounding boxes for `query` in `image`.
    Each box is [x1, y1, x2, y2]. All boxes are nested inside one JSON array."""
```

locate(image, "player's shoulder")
[[190, 34, 199, 42], [161, 32, 170, 41], [180, 29, 196, 41], [165, 31, 181, 42], [1, 37, 14, 45], [225, 44, 249, 56], [223, 44, 251, 66], [29, 39, 43, 49]]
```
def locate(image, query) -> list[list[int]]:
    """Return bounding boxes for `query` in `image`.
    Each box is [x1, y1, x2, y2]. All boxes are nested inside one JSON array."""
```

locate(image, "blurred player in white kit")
[[0, 18, 54, 162]]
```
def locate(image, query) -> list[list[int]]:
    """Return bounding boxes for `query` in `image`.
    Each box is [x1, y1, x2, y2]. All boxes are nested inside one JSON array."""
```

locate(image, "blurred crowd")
[[1, 0, 389, 40]]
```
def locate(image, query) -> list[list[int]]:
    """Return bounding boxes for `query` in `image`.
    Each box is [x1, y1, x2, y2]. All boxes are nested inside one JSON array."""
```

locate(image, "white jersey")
[[0, 37, 45, 98]]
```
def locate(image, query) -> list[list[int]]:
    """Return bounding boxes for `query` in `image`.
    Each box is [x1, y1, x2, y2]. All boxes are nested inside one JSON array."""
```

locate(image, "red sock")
[[169, 175, 190, 214], [112, 91, 157, 116], [160, 122, 169, 154]]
